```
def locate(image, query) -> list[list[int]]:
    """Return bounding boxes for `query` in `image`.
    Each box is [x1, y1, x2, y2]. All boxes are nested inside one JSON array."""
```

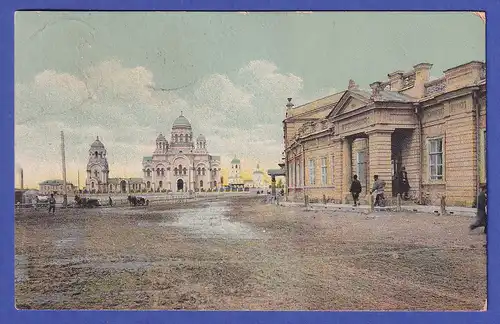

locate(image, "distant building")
[[284, 61, 486, 207], [85, 113, 222, 193], [39, 180, 75, 195], [142, 113, 221, 192], [228, 157, 243, 185], [252, 164, 265, 188]]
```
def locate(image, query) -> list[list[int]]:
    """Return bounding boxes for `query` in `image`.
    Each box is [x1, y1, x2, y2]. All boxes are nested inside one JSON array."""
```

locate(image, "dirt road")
[[15, 196, 486, 310]]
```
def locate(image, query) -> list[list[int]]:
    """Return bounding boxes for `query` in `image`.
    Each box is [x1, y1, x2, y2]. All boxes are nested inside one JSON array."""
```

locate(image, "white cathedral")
[[85, 113, 221, 193]]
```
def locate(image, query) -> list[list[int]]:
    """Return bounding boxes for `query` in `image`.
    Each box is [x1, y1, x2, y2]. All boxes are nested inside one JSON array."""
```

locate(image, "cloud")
[[15, 59, 331, 188]]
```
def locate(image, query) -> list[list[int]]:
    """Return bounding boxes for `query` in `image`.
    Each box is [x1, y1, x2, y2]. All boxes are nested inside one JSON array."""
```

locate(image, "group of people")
[[349, 174, 387, 207], [349, 172, 488, 235]]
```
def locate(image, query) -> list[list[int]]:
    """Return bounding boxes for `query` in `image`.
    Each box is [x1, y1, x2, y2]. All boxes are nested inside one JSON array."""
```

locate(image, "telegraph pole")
[[61, 131, 68, 207]]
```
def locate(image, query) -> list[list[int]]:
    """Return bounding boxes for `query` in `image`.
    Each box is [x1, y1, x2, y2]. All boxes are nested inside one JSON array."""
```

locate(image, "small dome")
[[156, 133, 167, 141], [197, 134, 206, 141], [90, 136, 105, 149], [172, 113, 192, 129], [231, 157, 240, 164]]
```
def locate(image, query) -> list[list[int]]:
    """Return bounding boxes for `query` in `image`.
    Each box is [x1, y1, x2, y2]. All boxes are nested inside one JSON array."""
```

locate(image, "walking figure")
[[48, 194, 56, 214], [370, 175, 386, 207], [109, 196, 113, 207], [470, 184, 487, 234], [398, 166, 410, 200], [350, 174, 362, 206]]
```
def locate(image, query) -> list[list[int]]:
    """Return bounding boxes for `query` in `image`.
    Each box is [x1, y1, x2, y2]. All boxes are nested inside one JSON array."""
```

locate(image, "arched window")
[[197, 167, 201, 175], [183, 168, 187, 175], [91, 182, 94, 188], [175, 134, 178, 142], [94, 170, 98, 177], [94, 151, 98, 158], [99, 152, 103, 158], [202, 168, 206, 176], [174, 168, 178, 176], [146, 169, 151, 177], [159, 181, 163, 188], [180, 134, 184, 142], [161, 168, 165, 176], [200, 180, 203, 188], [147, 181, 151, 188], [157, 168, 160, 176]]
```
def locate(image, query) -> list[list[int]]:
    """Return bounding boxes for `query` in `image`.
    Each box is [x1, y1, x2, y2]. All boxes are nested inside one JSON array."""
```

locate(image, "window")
[[200, 180, 204, 187], [183, 168, 187, 175], [331, 155, 335, 185], [147, 181, 151, 189], [146, 169, 151, 177], [197, 167, 201, 175], [202, 168, 206, 176], [428, 138, 444, 180], [321, 157, 327, 185], [297, 162, 301, 186], [159, 181, 163, 188], [157, 169, 160, 176], [309, 159, 316, 185], [174, 168, 178, 176], [174, 134, 178, 142], [161, 168, 165, 176], [357, 151, 366, 187]]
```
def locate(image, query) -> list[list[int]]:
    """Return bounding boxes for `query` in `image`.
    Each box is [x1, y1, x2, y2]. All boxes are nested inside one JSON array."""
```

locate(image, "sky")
[[14, 11, 485, 189]]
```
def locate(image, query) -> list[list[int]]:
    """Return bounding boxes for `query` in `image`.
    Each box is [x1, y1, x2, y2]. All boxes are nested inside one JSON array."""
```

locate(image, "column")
[[166, 168, 171, 190], [208, 167, 212, 189], [368, 131, 393, 196], [189, 167, 194, 191], [342, 137, 352, 203], [152, 168, 156, 192]]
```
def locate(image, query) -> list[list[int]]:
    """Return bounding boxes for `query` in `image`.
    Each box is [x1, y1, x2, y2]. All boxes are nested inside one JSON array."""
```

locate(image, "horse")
[[75, 195, 100, 208]]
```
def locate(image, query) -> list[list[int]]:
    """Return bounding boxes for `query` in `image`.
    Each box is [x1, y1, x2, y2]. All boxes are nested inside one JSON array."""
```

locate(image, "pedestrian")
[[350, 174, 362, 206], [370, 175, 386, 207], [48, 194, 56, 214], [470, 184, 487, 234], [398, 166, 410, 200], [109, 196, 113, 207]]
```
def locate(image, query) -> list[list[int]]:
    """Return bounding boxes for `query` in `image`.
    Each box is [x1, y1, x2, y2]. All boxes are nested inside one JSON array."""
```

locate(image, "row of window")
[[288, 137, 447, 187], [173, 134, 193, 143], [145, 166, 217, 177]]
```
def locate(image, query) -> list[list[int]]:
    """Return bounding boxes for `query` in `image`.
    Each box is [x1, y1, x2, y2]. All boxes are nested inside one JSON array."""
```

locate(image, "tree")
[[277, 179, 283, 188]]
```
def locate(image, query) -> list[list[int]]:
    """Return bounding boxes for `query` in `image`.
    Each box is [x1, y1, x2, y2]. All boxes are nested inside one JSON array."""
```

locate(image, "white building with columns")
[[142, 113, 221, 192]]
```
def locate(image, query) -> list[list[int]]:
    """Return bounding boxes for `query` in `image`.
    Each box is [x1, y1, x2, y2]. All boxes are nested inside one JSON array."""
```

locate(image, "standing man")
[[350, 174, 362, 207], [470, 184, 487, 234], [48, 194, 56, 214], [108, 196, 113, 207], [370, 175, 386, 207], [398, 166, 410, 200]]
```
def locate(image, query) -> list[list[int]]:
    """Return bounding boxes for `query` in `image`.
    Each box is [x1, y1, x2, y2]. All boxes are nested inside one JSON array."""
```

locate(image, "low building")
[[284, 61, 486, 207], [39, 180, 76, 195]]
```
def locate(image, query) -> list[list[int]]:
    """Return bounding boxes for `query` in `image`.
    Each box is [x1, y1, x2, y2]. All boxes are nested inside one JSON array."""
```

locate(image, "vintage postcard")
[[14, 11, 486, 310]]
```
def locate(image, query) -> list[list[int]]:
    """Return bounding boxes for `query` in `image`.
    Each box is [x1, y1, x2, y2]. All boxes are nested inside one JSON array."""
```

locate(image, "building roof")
[[197, 134, 206, 141], [377, 90, 415, 103], [39, 180, 74, 186], [90, 136, 105, 149], [156, 133, 167, 141], [143, 156, 153, 162], [172, 113, 192, 129], [231, 157, 241, 164]]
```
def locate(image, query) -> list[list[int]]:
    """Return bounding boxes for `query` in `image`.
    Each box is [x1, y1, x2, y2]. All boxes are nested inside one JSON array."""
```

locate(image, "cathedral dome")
[[156, 133, 167, 141], [90, 136, 105, 149], [197, 134, 206, 141], [172, 113, 192, 129], [231, 157, 240, 164]]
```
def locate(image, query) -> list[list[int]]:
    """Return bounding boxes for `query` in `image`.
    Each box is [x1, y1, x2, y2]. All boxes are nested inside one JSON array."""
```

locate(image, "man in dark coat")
[[398, 167, 410, 200], [48, 194, 56, 214], [470, 184, 487, 234], [350, 174, 362, 206]]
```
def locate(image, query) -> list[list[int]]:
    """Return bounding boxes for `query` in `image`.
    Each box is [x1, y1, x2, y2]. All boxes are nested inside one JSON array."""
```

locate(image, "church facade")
[[284, 61, 486, 207], [141, 113, 221, 192], [85, 113, 221, 193]]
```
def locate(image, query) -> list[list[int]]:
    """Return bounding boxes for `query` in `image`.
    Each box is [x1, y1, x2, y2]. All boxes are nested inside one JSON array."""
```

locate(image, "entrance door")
[[120, 180, 127, 193], [356, 151, 368, 194], [177, 179, 184, 191]]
